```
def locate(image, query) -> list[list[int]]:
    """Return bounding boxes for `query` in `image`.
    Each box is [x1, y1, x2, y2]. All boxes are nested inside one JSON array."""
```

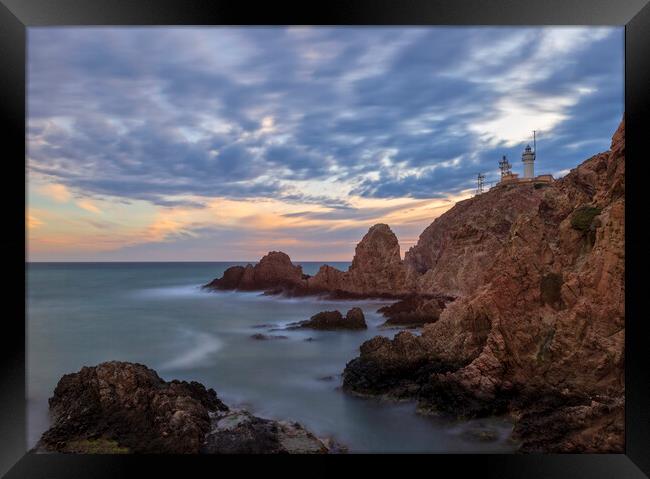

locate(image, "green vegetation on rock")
[[63, 438, 130, 454], [570, 206, 601, 231]]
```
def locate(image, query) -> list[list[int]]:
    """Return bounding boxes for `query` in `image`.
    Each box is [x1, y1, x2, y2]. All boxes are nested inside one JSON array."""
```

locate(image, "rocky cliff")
[[343, 118, 626, 452]]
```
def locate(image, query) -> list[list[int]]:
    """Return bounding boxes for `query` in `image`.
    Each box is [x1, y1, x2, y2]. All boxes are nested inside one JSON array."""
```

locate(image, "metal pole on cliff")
[[533, 130, 537, 155]]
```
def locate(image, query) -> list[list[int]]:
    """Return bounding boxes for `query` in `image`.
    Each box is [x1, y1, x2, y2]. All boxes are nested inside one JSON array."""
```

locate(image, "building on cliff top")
[[494, 135, 554, 189]]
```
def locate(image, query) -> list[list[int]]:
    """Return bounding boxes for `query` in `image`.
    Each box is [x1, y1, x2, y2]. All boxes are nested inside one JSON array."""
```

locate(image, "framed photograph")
[[1, 0, 648, 476]]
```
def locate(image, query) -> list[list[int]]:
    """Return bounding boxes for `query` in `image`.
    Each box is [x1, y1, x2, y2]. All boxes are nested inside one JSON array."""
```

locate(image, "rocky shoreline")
[[34, 361, 340, 454], [201, 118, 625, 453]]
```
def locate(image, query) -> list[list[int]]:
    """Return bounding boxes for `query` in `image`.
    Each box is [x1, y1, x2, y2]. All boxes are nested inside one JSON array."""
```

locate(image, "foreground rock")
[[343, 118, 626, 453], [291, 308, 367, 330], [35, 361, 333, 454]]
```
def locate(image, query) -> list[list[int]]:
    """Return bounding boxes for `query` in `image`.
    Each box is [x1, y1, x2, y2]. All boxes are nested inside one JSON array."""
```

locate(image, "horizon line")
[[25, 259, 354, 263]]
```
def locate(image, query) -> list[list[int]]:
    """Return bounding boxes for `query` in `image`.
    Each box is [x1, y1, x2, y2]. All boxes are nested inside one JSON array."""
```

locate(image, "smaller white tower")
[[522, 144, 535, 178]]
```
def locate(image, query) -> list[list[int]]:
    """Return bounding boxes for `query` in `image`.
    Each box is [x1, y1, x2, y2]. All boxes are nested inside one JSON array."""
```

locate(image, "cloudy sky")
[[27, 27, 623, 261]]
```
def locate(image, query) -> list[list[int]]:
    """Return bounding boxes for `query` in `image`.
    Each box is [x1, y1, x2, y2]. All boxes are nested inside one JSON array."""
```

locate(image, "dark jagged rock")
[[342, 332, 464, 400], [511, 394, 624, 453], [36, 361, 227, 454], [292, 308, 367, 330], [344, 307, 366, 328], [35, 362, 333, 454], [378, 295, 453, 327]]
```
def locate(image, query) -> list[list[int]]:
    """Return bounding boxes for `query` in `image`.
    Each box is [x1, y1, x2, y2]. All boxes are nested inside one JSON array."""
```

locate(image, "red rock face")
[[239, 251, 305, 290], [404, 183, 550, 297], [206, 251, 306, 292], [344, 118, 626, 452], [308, 223, 412, 297], [421, 118, 625, 399]]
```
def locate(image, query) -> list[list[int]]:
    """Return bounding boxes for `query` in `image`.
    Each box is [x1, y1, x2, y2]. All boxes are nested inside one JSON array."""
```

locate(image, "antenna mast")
[[475, 172, 486, 195], [498, 155, 512, 179], [533, 130, 537, 154]]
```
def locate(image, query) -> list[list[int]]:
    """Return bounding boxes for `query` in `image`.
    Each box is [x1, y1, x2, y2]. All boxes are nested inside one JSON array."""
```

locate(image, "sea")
[[26, 262, 515, 453]]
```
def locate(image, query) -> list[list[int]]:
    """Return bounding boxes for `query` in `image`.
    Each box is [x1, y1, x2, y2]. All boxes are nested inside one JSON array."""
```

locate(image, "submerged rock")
[[35, 361, 334, 454], [250, 333, 288, 340], [459, 427, 500, 443]]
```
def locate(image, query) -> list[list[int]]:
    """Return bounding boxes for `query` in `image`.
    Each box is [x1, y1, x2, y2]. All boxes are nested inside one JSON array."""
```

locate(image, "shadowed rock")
[[34, 361, 334, 454], [378, 295, 453, 327], [292, 308, 367, 330]]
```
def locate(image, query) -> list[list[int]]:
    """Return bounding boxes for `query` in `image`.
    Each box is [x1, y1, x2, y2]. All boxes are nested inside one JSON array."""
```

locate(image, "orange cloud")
[[27, 213, 43, 229], [40, 183, 72, 203], [76, 199, 102, 214]]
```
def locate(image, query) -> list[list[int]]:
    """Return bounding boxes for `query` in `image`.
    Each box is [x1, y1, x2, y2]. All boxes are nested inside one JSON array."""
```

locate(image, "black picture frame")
[[1, 0, 648, 477]]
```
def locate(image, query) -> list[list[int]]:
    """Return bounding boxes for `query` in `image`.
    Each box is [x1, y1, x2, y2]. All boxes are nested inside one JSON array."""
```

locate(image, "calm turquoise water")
[[27, 262, 515, 453]]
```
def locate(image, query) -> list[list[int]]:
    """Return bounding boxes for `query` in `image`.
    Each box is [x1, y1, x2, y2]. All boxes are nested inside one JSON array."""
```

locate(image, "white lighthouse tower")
[[522, 144, 535, 178]]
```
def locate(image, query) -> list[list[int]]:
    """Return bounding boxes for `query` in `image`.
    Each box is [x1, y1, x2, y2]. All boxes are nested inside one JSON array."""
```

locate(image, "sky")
[[26, 27, 624, 261]]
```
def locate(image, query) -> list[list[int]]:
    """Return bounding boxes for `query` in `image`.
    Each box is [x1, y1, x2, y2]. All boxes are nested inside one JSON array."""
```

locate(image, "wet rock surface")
[[202, 410, 328, 454], [35, 361, 334, 454]]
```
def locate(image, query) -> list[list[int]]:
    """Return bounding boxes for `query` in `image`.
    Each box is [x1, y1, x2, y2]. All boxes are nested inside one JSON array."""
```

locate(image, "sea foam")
[[159, 329, 222, 371]]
